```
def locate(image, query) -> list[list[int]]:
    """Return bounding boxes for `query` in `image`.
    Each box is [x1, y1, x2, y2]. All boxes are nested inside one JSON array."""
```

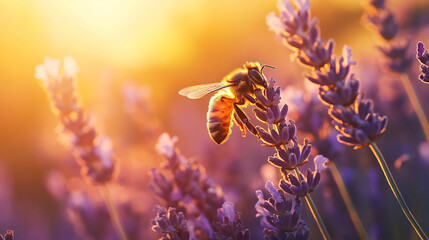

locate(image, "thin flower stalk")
[[369, 142, 428, 240], [399, 73, 429, 143], [327, 162, 368, 240], [100, 185, 129, 240], [253, 78, 331, 239], [364, 0, 429, 144], [45, 171, 146, 240], [36, 57, 128, 240], [292, 168, 330, 240], [267, 0, 427, 238]]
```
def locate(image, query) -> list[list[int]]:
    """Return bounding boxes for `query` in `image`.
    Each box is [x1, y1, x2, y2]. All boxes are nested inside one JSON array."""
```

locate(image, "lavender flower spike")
[[151, 206, 190, 240], [255, 182, 310, 240], [151, 133, 225, 222], [267, 0, 388, 149], [213, 202, 250, 240], [279, 155, 328, 197], [364, 0, 412, 73], [36, 57, 116, 184], [417, 41, 429, 84]]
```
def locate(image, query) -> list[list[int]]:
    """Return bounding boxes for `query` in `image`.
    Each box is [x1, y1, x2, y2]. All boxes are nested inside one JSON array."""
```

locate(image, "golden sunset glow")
[[1, 0, 429, 239]]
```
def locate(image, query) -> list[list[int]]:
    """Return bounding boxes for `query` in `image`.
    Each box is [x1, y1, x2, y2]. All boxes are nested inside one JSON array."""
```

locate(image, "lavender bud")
[[416, 41, 429, 83]]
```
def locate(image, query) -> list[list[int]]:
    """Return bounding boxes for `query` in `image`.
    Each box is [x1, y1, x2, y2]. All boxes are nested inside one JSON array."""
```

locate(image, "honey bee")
[[179, 62, 274, 145]]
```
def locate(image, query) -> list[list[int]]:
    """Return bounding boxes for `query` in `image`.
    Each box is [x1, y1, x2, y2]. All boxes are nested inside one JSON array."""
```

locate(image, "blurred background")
[[1, 0, 429, 239]]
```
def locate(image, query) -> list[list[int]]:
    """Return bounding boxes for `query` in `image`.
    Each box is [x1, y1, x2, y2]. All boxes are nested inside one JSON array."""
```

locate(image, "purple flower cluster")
[[212, 202, 250, 240], [253, 79, 325, 182], [35, 57, 116, 184], [251, 78, 330, 238], [151, 206, 190, 240], [364, 0, 412, 72], [416, 42, 429, 83], [255, 182, 309, 240], [151, 133, 224, 221], [330, 98, 387, 148], [279, 155, 326, 198], [365, 0, 398, 41], [267, 0, 388, 149], [150, 133, 249, 239], [254, 79, 312, 172], [0, 230, 13, 240]]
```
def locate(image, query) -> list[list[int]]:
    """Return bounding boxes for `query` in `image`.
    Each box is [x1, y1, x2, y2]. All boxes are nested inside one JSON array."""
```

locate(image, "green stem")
[[293, 168, 332, 240], [369, 142, 428, 240], [400, 73, 429, 143], [328, 162, 369, 240], [100, 185, 129, 240]]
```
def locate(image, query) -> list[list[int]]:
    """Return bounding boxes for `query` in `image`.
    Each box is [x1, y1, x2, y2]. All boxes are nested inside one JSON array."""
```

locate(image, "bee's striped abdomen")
[[206, 92, 236, 145]]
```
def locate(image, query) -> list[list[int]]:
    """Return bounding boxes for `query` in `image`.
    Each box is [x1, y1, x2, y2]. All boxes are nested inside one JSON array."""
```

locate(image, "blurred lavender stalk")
[[151, 133, 249, 240], [266, 0, 428, 239], [35, 57, 116, 184], [46, 171, 147, 240], [364, 0, 429, 143], [0, 230, 14, 240], [35, 57, 128, 240]]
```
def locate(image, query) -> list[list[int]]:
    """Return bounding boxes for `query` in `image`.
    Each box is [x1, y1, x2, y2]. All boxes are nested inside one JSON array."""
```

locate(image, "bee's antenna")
[[261, 64, 275, 72]]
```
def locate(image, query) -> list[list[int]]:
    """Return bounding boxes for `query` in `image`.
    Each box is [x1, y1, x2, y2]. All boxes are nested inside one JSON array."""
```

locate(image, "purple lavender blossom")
[[364, 0, 412, 73], [151, 206, 190, 240], [252, 77, 331, 237], [416, 41, 429, 83], [212, 202, 250, 240], [151, 133, 224, 221], [279, 155, 328, 197], [253, 79, 312, 171], [329, 98, 388, 148], [255, 182, 309, 240], [151, 134, 250, 239], [365, 9, 398, 41], [377, 40, 412, 73], [35, 57, 116, 184], [267, 0, 388, 149], [0, 230, 14, 240]]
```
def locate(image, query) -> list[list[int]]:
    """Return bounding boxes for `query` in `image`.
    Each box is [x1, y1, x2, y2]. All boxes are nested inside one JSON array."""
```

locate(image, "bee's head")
[[248, 64, 275, 89]]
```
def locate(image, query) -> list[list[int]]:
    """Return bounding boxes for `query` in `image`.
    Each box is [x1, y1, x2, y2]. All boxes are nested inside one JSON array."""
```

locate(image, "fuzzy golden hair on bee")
[[179, 62, 274, 145]]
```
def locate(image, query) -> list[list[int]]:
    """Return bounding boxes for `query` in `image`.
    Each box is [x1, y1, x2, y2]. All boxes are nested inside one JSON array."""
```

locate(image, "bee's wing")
[[179, 82, 234, 99]]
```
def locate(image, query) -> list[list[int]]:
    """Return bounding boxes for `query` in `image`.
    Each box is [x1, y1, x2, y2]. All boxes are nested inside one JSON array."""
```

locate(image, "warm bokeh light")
[[1, 0, 429, 238]]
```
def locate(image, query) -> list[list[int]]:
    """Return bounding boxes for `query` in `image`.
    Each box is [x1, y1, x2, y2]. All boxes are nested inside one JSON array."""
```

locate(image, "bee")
[[179, 62, 274, 145]]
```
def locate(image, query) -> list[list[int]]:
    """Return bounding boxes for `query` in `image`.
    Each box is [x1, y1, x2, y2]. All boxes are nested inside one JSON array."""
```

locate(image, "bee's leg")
[[244, 93, 267, 111], [233, 111, 246, 137], [243, 93, 257, 104], [255, 102, 267, 111], [233, 103, 259, 137]]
